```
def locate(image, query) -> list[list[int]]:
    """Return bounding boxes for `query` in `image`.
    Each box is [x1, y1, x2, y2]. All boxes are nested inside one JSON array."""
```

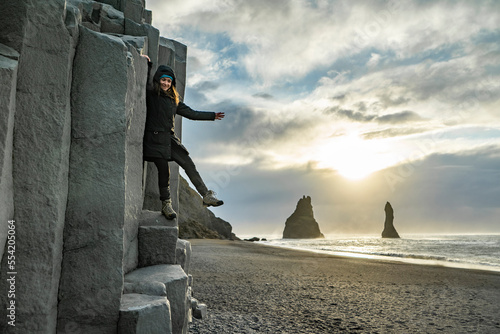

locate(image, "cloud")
[[367, 53, 382, 68], [150, 0, 500, 125], [334, 108, 376, 122], [149, 1, 500, 85], [376, 110, 424, 124], [182, 101, 258, 146], [252, 93, 274, 100], [362, 127, 430, 139], [378, 93, 410, 107], [191, 80, 220, 91], [146, 0, 500, 234], [325, 106, 423, 124], [331, 94, 348, 103]]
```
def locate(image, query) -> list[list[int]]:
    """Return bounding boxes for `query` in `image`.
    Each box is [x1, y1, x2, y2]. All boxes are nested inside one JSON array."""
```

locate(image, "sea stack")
[[283, 196, 325, 239], [381, 201, 400, 238]]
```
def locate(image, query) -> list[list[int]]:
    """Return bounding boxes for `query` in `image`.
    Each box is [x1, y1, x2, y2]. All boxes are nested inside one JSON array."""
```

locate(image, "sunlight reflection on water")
[[256, 234, 500, 272]]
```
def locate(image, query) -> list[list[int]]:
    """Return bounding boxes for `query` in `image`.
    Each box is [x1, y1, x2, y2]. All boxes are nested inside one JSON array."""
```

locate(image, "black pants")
[[148, 142, 208, 201]]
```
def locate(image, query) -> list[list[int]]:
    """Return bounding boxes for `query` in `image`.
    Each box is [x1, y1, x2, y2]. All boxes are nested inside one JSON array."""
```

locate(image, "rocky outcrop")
[[0, 1, 200, 333], [178, 176, 233, 239], [382, 201, 400, 238], [283, 196, 325, 239], [179, 220, 223, 239]]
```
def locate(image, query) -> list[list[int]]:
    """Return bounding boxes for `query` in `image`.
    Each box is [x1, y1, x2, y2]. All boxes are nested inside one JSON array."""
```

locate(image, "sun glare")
[[335, 163, 377, 180], [315, 134, 395, 180]]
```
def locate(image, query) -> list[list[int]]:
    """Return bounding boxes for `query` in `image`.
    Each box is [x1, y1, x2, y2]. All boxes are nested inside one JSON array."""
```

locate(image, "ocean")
[[256, 234, 500, 273]]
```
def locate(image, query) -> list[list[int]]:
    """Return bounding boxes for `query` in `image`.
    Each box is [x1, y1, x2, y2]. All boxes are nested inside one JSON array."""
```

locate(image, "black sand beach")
[[188, 239, 500, 333]]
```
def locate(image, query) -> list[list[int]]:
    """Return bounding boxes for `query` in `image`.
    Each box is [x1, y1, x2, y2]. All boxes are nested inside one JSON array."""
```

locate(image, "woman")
[[142, 55, 225, 219]]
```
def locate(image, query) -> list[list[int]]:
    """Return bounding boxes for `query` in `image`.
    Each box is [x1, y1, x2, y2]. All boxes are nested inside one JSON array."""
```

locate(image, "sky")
[[146, 0, 500, 237]]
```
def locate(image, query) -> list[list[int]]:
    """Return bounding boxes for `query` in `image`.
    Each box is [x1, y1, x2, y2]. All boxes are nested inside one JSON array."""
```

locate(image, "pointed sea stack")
[[283, 196, 325, 239], [381, 201, 400, 238]]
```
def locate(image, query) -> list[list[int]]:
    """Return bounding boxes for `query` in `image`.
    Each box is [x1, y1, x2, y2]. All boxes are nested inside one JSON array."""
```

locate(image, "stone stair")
[[123, 264, 188, 334], [119, 294, 172, 334], [118, 211, 202, 334], [138, 226, 178, 267]]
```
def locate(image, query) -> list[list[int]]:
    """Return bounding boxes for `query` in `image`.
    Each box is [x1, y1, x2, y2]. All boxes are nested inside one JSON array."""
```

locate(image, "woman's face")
[[160, 77, 172, 92]]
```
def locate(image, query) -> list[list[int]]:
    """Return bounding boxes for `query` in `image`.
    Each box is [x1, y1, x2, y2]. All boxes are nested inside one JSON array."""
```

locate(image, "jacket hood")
[[153, 65, 176, 87]]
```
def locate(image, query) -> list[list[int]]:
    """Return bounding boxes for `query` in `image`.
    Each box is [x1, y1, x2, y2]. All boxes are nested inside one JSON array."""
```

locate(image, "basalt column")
[[0, 1, 75, 332], [57, 27, 147, 333]]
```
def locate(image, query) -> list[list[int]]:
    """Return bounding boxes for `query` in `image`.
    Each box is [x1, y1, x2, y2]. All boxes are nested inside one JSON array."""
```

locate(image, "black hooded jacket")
[[143, 63, 216, 160]]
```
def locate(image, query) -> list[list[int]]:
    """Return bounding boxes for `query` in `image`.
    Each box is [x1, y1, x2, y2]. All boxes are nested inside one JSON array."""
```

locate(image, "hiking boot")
[[203, 190, 224, 207], [162, 199, 177, 220]]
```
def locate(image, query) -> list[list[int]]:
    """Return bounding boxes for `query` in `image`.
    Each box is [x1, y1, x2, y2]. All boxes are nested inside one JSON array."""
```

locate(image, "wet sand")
[[188, 239, 500, 333]]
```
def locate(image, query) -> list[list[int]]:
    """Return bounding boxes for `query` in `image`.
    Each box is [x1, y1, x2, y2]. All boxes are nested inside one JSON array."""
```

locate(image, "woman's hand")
[[215, 112, 225, 120], [141, 54, 151, 62]]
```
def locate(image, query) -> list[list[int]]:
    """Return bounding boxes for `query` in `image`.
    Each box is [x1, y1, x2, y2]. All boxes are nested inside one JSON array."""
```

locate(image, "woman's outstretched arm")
[[176, 102, 223, 121]]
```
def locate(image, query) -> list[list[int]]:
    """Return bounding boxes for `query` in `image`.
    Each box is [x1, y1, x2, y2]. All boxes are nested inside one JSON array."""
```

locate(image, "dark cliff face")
[[283, 196, 325, 239], [382, 201, 400, 238], [178, 176, 233, 239]]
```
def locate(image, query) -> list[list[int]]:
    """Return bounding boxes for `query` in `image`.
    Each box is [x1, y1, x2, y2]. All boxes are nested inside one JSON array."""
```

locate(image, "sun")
[[314, 134, 395, 180], [335, 162, 378, 180]]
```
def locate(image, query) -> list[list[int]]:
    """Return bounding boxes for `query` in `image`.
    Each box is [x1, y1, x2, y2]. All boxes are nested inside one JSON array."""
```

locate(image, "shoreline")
[[256, 241, 500, 274], [188, 239, 500, 333], [245, 233, 500, 274]]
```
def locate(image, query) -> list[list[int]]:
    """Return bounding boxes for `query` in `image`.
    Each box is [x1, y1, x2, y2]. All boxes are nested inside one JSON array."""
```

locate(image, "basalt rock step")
[[283, 196, 325, 239], [138, 226, 179, 267], [381, 201, 400, 238], [118, 293, 173, 334], [125, 265, 189, 334], [139, 210, 178, 228]]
